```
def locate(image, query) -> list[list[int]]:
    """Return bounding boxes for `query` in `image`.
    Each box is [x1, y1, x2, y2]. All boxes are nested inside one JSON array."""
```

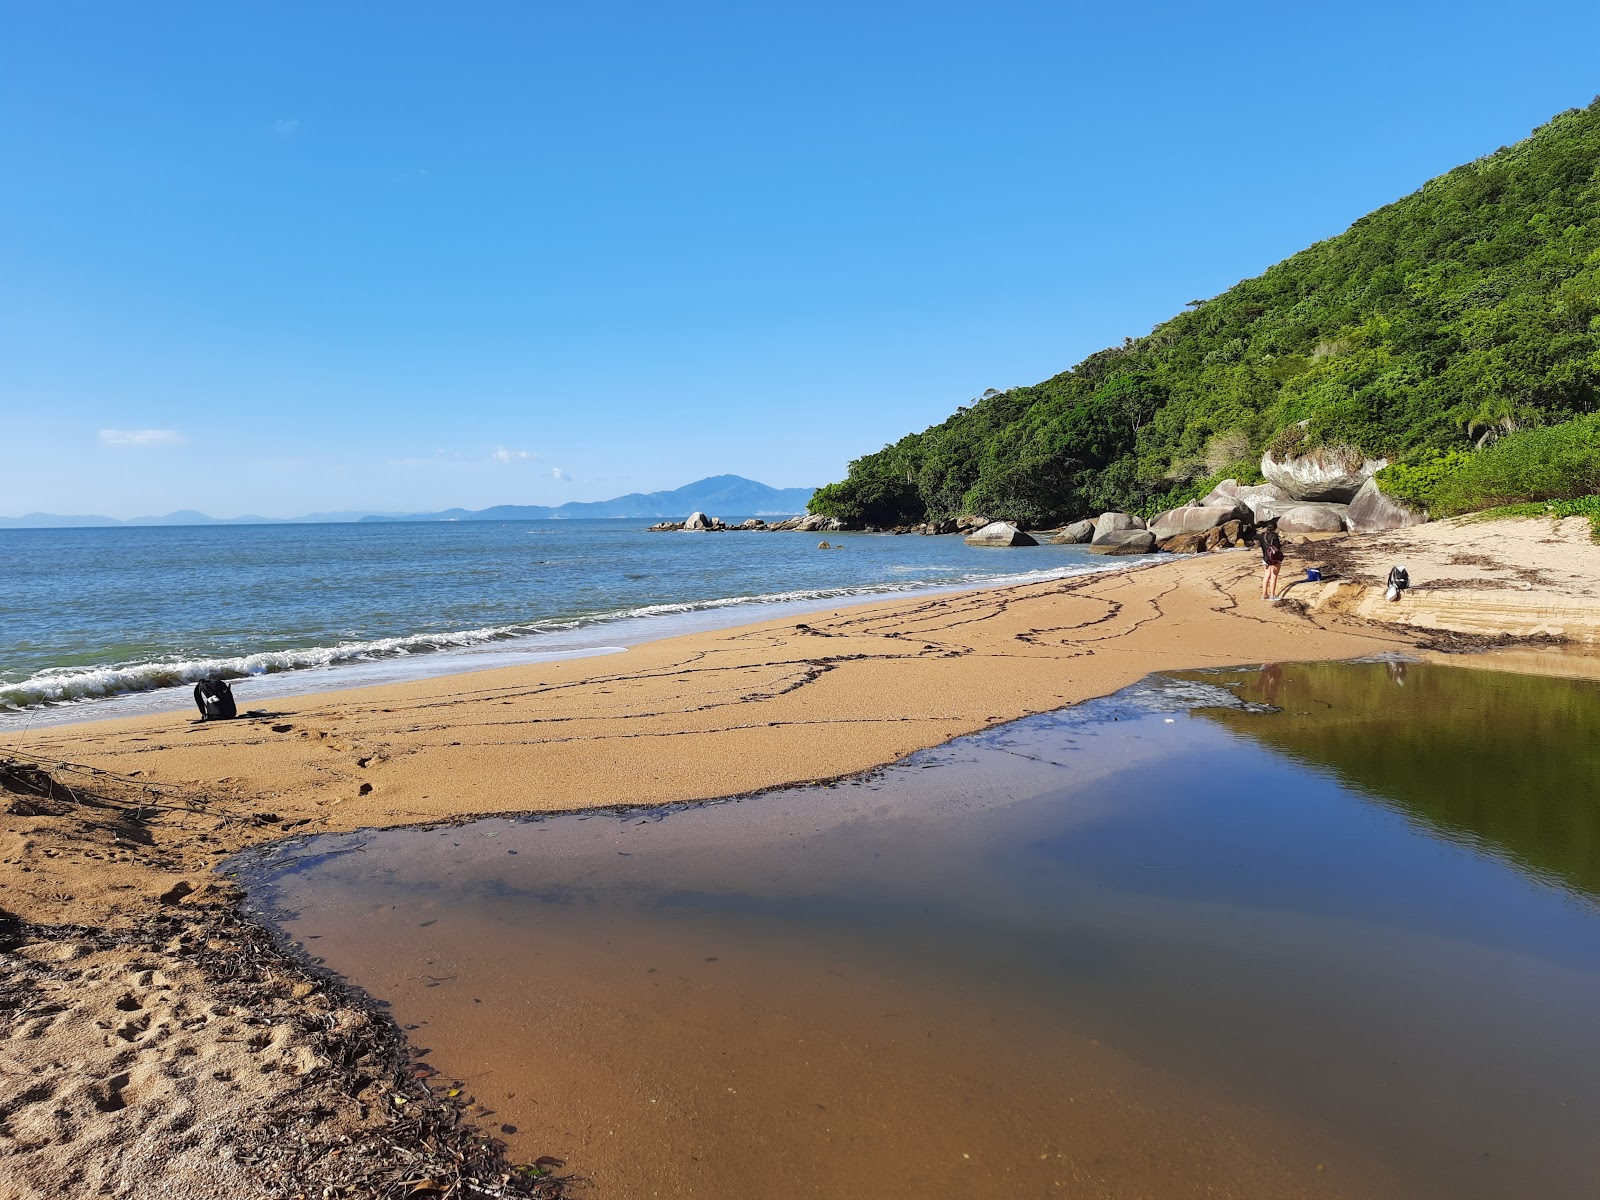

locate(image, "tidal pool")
[[237, 660, 1600, 1199]]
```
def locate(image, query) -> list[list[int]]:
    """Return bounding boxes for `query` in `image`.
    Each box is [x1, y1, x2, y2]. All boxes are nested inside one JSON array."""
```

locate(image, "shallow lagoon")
[[238, 660, 1600, 1199]]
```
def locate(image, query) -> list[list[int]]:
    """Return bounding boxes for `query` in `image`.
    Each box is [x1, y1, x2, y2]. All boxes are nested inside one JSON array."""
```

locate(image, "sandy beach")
[[4, 515, 1599, 1199]]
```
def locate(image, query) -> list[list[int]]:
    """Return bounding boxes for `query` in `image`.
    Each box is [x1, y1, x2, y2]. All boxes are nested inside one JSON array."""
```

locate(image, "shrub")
[[1429, 413, 1600, 515]]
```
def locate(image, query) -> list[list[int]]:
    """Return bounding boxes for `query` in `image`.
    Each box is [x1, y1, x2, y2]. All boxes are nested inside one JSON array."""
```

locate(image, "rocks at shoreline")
[[1052, 519, 1096, 544], [1147, 504, 1240, 540], [964, 521, 1039, 547], [1087, 528, 1157, 554]]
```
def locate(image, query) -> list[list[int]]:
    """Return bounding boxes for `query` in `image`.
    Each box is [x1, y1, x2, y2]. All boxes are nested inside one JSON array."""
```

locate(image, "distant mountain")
[[0, 509, 410, 530], [0, 477, 814, 530], [358, 476, 815, 522]]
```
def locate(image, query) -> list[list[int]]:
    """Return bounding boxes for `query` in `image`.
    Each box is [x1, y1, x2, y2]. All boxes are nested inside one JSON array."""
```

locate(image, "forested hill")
[[811, 100, 1600, 527]]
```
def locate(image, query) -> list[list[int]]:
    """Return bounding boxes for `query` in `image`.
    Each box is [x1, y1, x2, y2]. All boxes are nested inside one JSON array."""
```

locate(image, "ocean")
[[0, 519, 1149, 727]]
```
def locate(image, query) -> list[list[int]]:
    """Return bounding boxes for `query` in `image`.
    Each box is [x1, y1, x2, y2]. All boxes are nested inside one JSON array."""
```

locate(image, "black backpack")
[[194, 678, 237, 721]]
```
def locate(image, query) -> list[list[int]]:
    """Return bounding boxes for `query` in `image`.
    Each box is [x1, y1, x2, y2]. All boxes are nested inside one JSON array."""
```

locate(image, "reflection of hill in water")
[[1179, 661, 1600, 902]]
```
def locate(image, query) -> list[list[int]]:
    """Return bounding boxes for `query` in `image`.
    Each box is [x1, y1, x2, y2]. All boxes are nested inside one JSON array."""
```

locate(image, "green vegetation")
[[1374, 411, 1600, 534], [813, 100, 1600, 527]]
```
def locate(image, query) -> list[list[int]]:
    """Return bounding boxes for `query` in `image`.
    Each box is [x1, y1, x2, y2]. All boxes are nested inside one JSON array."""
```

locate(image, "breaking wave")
[[0, 557, 1155, 713]]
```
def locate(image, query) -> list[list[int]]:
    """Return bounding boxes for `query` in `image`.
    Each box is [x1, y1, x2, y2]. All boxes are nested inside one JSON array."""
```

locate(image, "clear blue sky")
[[2, 1, 1597, 518]]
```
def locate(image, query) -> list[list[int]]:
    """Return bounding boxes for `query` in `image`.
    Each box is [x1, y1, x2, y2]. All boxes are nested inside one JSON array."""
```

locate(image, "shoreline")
[[4, 517, 1599, 1198], [2, 552, 1152, 731]]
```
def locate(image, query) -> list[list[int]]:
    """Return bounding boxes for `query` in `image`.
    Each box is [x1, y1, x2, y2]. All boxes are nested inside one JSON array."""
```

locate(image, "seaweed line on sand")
[[0, 757, 573, 1200]]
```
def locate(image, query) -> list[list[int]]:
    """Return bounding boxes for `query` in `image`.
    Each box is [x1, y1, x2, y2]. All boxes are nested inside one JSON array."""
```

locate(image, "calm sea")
[[0, 519, 1146, 726]]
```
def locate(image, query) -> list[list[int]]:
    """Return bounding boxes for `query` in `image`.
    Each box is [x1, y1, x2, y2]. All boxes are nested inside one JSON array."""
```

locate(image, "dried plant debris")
[[0, 759, 570, 1200]]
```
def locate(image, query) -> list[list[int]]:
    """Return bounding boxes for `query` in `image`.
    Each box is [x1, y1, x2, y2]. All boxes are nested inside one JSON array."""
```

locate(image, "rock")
[[1089, 513, 1147, 549], [1051, 519, 1096, 544], [818, 541, 831, 549], [648, 521, 683, 532], [792, 513, 832, 532], [1221, 519, 1250, 545], [964, 520, 1039, 547], [736, 518, 766, 530], [1158, 531, 1210, 554], [954, 514, 990, 532], [1203, 525, 1232, 550], [1265, 503, 1348, 534], [1195, 481, 1254, 519], [766, 516, 804, 531], [1147, 505, 1240, 540], [1346, 478, 1428, 533], [683, 511, 714, 530], [1087, 529, 1157, 555], [920, 518, 958, 535], [1261, 448, 1388, 503]]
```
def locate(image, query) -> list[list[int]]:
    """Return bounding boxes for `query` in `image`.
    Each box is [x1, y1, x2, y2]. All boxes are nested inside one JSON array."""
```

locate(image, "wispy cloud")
[[100, 428, 185, 447], [271, 118, 301, 138], [492, 446, 535, 464], [550, 467, 572, 481]]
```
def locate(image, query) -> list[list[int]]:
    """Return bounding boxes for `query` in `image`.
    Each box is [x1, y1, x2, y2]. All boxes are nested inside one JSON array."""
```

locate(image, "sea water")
[[0, 519, 1146, 725]]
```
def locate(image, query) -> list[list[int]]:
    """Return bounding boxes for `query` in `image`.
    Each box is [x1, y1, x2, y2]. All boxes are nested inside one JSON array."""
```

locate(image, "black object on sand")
[[194, 678, 238, 721]]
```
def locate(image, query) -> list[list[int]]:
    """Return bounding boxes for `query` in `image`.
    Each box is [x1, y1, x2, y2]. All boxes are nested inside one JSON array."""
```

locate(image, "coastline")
[[4, 518, 1599, 1198]]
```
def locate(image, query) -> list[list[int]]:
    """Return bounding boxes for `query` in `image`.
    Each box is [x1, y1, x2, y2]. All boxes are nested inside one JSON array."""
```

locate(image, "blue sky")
[[2, 1, 1597, 518]]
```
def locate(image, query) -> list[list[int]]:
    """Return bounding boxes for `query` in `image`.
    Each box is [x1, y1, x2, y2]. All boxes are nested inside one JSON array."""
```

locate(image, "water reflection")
[[1182, 660, 1600, 901]]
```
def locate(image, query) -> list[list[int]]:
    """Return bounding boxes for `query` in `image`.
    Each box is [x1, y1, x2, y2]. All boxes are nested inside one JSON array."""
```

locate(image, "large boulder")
[[1051, 519, 1096, 544], [1194, 482, 1253, 520], [1090, 512, 1145, 545], [683, 511, 714, 530], [1265, 503, 1348, 535], [954, 514, 990, 532], [1087, 529, 1157, 555], [1261, 448, 1387, 503], [1148, 504, 1240, 540], [1346, 478, 1428, 534], [965, 521, 1039, 547]]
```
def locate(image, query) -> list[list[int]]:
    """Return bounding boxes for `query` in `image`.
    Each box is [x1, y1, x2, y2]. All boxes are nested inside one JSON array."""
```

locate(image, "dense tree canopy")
[[812, 100, 1600, 527]]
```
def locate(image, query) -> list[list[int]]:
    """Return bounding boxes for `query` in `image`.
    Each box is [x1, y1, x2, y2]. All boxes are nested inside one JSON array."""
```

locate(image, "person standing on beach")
[[1259, 517, 1284, 600]]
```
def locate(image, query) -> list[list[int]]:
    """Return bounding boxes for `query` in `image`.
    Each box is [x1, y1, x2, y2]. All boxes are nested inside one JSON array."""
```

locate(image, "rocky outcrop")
[[1090, 513, 1144, 546], [737, 518, 766, 530], [918, 518, 959, 535], [1051, 519, 1096, 544], [1201, 479, 1286, 519], [1261, 448, 1387, 503], [954, 514, 990, 532], [1264, 503, 1348, 535], [1346, 478, 1428, 533], [682, 511, 716, 530], [1158, 531, 1210, 554], [1147, 505, 1240, 540], [964, 521, 1039, 547], [1087, 529, 1156, 555]]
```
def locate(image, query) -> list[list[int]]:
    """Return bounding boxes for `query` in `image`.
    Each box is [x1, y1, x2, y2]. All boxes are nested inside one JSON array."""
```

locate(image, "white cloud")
[[271, 119, 301, 138], [491, 446, 535, 464], [100, 428, 185, 447], [550, 467, 572, 481]]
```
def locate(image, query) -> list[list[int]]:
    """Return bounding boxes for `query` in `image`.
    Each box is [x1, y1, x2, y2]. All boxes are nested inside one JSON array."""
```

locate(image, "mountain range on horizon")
[[0, 476, 816, 530]]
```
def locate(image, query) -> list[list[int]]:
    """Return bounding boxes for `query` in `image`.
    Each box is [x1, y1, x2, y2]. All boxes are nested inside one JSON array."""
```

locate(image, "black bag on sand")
[[194, 678, 237, 721]]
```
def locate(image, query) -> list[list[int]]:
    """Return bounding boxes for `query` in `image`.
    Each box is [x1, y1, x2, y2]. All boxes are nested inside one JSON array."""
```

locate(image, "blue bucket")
[[1305, 568, 1322, 582]]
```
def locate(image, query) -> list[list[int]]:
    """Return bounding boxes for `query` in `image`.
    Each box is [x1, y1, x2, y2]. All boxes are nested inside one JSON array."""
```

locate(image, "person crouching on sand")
[[1259, 517, 1284, 600]]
